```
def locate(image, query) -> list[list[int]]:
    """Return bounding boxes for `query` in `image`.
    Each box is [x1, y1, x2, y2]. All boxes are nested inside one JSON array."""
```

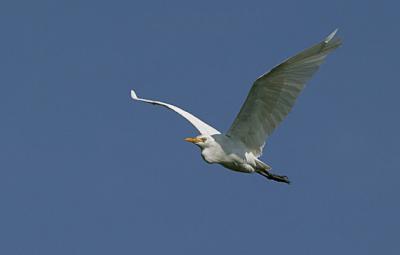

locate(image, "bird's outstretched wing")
[[227, 29, 341, 156], [131, 90, 221, 136]]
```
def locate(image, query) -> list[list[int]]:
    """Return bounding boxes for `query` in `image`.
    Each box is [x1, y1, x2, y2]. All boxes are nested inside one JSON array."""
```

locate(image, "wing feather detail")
[[227, 30, 341, 156]]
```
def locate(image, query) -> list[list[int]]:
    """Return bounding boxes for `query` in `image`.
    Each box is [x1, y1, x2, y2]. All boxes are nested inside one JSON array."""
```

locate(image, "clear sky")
[[0, 0, 399, 254]]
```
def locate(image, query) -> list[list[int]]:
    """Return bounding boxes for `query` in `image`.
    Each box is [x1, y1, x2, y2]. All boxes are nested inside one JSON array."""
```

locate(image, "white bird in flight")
[[131, 30, 341, 184]]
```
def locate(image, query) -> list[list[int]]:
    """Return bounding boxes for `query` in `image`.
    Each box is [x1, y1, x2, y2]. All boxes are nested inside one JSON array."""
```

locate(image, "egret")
[[131, 30, 341, 184]]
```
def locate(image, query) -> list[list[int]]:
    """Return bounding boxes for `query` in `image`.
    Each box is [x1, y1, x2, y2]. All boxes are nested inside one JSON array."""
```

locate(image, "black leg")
[[257, 170, 290, 184], [269, 173, 290, 184]]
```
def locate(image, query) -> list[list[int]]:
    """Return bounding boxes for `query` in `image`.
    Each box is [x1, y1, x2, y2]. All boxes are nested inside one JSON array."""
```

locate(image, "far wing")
[[131, 90, 221, 136], [227, 30, 341, 156]]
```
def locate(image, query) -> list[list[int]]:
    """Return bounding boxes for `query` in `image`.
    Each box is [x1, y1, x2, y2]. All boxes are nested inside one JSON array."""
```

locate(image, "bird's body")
[[199, 134, 255, 172], [184, 133, 287, 182], [131, 30, 341, 184]]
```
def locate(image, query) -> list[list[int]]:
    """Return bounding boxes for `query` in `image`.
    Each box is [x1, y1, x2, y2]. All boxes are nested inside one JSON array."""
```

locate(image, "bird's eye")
[[200, 137, 207, 142]]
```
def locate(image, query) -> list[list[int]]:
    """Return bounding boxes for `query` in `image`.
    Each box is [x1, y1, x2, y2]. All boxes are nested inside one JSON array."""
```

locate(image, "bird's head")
[[184, 135, 214, 148]]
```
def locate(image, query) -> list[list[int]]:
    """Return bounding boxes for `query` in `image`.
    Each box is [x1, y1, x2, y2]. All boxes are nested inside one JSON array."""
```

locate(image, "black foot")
[[258, 171, 290, 184], [268, 174, 290, 184]]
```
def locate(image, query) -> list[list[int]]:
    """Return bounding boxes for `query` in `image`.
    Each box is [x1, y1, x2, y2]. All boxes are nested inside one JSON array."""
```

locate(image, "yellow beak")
[[184, 137, 203, 143]]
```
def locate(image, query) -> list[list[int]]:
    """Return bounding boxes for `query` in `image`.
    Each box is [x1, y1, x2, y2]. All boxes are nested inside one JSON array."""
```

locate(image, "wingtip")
[[131, 89, 138, 100], [324, 28, 339, 43]]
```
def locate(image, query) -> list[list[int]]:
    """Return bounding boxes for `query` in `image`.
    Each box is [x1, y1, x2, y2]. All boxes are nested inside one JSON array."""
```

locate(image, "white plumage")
[[131, 30, 341, 184], [130, 89, 220, 136]]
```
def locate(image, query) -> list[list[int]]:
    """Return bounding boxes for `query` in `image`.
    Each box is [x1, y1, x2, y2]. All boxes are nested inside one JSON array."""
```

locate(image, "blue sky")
[[0, 0, 399, 254]]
